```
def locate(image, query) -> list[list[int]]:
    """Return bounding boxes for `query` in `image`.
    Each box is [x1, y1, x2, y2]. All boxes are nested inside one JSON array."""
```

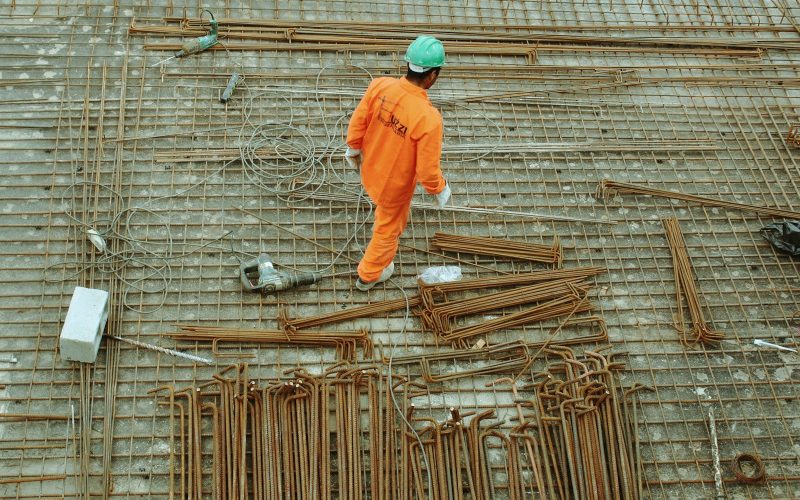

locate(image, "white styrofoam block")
[[59, 286, 109, 363]]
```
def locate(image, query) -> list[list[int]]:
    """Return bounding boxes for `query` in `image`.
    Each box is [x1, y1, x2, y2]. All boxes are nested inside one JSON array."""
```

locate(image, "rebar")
[[708, 409, 727, 499], [278, 297, 421, 332], [417, 268, 602, 346], [148, 348, 642, 499], [153, 363, 409, 498], [11, 5, 800, 498], [282, 190, 613, 224], [0, 475, 68, 485], [663, 218, 725, 345], [129, 17, 773, 57], [430, 232, 562, 266], [170, 324, 373, 361], [419, 266, 605, 304], [417, 341, 533, 383], [154, 138, 720, 162], [107, 334, 213, 365], [599, 179, 800, 220], [396, 348, 642, 499]]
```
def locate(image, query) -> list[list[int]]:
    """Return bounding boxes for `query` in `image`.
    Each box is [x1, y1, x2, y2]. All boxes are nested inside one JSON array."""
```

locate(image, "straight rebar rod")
[[708, 410, 726, 499], [107, 335, 213, 365], [0, 475, 68, 484], [0, 413, 71, 421], [284, 190, 615, 225]]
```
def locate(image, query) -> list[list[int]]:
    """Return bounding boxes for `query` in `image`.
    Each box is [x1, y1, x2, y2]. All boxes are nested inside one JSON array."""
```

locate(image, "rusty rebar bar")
[[600, 179, 800, 220], [663, 217, 724, 345], [430, 232, 563, 266]]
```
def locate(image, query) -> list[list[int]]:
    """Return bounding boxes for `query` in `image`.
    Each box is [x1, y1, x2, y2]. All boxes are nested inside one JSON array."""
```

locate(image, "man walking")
[[345, 35, 452, 291]]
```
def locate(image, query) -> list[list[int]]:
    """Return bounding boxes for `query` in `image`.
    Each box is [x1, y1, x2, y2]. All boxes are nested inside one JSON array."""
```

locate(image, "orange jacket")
[[346, 77, 446, 207]]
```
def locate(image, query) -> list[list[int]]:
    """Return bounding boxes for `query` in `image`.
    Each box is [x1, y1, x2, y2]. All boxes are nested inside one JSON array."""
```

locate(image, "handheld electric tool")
[[152, 10, 219, 67], [240, 254, 322, 293]]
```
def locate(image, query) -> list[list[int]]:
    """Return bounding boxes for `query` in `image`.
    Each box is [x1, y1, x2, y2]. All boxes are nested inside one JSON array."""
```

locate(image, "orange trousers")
[[357, 202, 411, 282]]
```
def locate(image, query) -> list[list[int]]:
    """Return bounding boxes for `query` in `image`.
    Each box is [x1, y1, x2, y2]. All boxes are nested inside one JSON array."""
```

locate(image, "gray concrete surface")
[[0, 1, 799, 498]]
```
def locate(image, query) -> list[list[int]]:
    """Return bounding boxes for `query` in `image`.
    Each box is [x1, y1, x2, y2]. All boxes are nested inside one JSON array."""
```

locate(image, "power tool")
[[240, 254, 323, 293], [152, 10, 219, 67]]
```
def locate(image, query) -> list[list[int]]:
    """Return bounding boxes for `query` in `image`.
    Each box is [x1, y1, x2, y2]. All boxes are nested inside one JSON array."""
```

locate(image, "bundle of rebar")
[[421, 278, 587, 333], [169, 324, 373, 361], [401, 348, 645, 499], [410, 340, 533, 382], [598, 179, 800, 220], [152, 351, 643, 499], [278, 296, 421, 332], [430, 232, 563, 266], [151, 363, 407, 499], [662, 218, 725, 345], [129, 17, 777, 58], [419, 266, 605, 305], [418, 267, 603, 347], [514, 347, 646, 499], [428, 282, 590, 342], [444, 294, 594, 346], [386, 318, 609, 382]]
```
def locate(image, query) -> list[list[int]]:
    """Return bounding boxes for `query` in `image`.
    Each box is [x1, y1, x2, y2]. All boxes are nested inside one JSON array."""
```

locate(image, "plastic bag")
[[761, 220, 800, 256], [417, 265, 462, 284]]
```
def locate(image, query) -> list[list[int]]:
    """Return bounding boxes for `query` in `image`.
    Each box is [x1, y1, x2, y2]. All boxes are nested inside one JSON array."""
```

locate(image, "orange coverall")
[[346, 76, 446, 282]]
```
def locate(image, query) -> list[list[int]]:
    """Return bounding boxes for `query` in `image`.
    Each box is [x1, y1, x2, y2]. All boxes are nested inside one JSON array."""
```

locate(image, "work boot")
[[355, 262, 395, 292]]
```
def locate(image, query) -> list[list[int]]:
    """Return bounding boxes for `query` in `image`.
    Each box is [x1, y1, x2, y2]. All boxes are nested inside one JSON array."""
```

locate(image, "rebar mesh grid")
[[1, 0, 799, 498]]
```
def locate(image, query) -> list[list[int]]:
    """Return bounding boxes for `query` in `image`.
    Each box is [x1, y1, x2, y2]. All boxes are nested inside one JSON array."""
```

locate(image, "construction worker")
[[345, 35, 451, 291]]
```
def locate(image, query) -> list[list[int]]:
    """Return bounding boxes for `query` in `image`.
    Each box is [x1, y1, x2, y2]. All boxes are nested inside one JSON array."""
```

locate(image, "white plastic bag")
[[417, 265, 462, 284]]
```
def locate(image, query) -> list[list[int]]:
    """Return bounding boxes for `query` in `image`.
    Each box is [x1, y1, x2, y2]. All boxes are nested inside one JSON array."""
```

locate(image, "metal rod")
[[708, 409, 726, 499], [601, 179, 800, 220], [107, 334, 213, 365]]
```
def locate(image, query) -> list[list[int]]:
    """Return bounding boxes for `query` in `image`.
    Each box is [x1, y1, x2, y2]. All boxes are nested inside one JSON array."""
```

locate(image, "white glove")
[[436, 182, 452, 209], [344, 147, 362, 170]]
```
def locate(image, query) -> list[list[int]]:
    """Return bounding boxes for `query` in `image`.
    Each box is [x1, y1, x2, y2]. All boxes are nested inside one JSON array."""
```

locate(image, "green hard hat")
[[404, 35, 446, 72]]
